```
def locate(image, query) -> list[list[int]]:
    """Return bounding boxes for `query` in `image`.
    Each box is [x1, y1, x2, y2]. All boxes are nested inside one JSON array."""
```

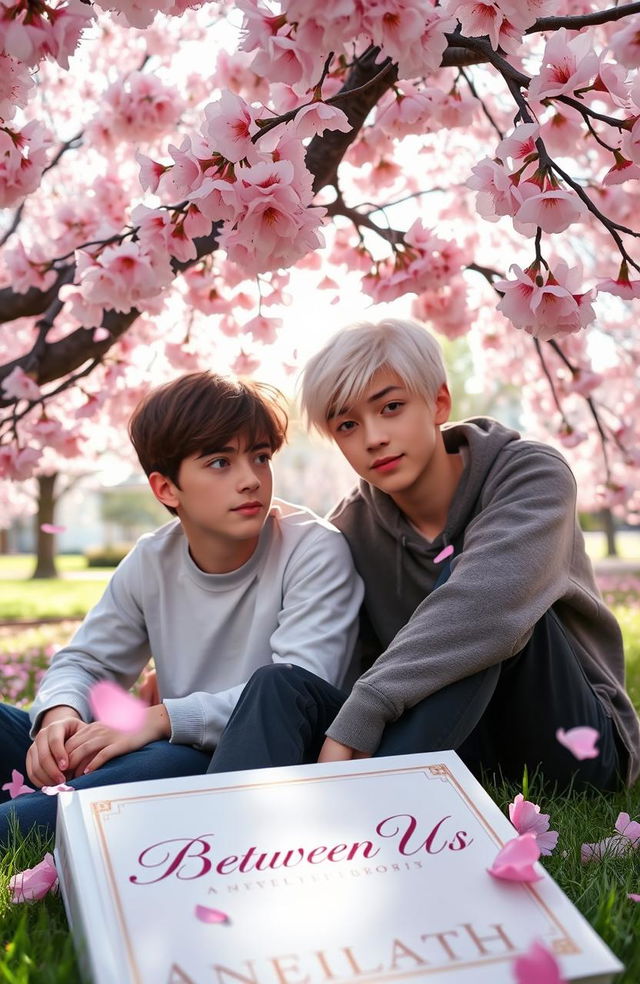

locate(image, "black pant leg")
[[207, 665, 347, 774]]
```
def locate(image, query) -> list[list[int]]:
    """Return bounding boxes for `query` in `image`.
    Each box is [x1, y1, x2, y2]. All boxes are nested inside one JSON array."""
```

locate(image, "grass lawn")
[[0, 591, 639, 980]]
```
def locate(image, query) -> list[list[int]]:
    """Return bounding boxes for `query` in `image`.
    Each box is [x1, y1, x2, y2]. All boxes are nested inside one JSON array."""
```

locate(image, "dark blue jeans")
[[0, 704, 210, 846], [208, 609, 625, 792]]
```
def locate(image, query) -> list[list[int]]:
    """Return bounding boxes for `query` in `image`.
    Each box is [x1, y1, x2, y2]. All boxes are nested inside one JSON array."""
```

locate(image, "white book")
[[55, 751, 623, 984]]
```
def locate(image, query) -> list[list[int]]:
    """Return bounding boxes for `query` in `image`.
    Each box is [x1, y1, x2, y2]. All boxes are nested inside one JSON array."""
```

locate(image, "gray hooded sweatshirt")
[[327, 417, 640, 785]]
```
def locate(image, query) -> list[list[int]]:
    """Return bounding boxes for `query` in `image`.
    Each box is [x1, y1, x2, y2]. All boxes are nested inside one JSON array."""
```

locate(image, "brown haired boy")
[[0, 372, 363, 843]]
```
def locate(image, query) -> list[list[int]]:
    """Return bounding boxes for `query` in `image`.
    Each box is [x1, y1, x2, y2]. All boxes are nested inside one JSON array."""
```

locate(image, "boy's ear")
[[434, 383, 453, 426], [148, 471, 181, 510]]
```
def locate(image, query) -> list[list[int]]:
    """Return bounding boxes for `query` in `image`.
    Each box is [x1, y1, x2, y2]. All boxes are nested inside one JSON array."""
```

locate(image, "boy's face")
[[327, 369, 451, 496], [152, 436, 274, 550]]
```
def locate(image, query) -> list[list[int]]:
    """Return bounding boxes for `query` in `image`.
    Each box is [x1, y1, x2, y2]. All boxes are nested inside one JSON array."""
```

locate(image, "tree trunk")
[[600, 507, 618, 558], [31, 473, 59, 579], [0, 527, 9, 553]]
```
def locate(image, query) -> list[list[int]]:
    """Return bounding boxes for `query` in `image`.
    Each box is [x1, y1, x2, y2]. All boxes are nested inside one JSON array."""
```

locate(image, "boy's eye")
[[382, 401, 404, 413], [335, 420, 357, 433], [207, 458, 229, 469], [255, 452, 272, 465]]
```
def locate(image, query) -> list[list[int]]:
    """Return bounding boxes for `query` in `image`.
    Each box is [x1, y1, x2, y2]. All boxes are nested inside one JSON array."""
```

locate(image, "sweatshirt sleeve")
[[164, 525, 364, 750], [326, 447, 578, 753], [29, 546, 150, 735]]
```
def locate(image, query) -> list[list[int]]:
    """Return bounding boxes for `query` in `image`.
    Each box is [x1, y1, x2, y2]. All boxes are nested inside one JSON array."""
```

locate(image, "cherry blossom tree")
[[1, 0, 640, 520]]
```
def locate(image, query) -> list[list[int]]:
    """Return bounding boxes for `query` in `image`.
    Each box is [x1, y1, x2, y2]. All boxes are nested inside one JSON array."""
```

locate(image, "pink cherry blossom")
[[242, 314, 282, 345], [0, 53, 33, 119], [515, 185, 586, 235], [466, 157, 523, 221], [497, 124, 540, 164], [628, 894, 640, 902], [231, 350, 261, 376], [0, 120, 53, 208], [511, 940, 566, 984], [597, 261, 640, 299], [202, 91, 259, 164], [1, 367, 41, 402], [529, 29, 600, 103], [74, 241, 173, 315], [443, 0, 514, 53], [488, 833, 543, 883], [9, 853, 58, 903], [496, 263, 596, 341], [555, 726, 600, 759], [0, 445, 41, 480], [1, 769, 34, 798], [509, 794, 559, 856], [89, 680, 148, 734], [580, 834, 633, 863], [287, 102, 351, 140], [615, 811, 640, 844], [92, 71, 183, 145]]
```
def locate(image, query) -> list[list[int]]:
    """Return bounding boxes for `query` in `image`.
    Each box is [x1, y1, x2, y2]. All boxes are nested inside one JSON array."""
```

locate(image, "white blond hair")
[[299, 319, 447, 434]]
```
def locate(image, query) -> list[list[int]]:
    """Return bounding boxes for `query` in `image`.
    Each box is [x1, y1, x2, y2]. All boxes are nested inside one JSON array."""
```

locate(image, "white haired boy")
[[208, 320, 639, 791]]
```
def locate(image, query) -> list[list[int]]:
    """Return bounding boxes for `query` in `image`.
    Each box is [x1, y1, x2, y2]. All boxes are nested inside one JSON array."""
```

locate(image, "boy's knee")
[[245, 663, 318, 694]]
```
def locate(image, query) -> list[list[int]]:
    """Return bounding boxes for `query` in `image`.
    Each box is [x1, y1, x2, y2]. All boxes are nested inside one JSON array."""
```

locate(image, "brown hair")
[[129, 372, 288, 510]]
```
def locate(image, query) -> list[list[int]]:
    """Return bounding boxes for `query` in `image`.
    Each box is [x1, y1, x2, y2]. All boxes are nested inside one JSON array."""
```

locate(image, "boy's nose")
[[238, 467, 260, 491], [364, 421, 389, 450]]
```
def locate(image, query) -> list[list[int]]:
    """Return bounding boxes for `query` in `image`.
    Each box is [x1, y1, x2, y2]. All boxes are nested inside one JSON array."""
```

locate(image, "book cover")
[[55, 751, 623, 984]]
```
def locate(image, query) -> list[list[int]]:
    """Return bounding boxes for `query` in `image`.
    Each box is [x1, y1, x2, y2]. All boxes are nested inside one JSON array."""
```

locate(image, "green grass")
[[0, 556, 94, 577], [0, 599, 640, 981], [0, 580, 109, 622]]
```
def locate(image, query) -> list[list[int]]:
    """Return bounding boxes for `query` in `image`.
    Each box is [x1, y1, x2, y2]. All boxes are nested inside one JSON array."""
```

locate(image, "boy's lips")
[[231, 501, 263, 514], [371, 454, 404, 472]]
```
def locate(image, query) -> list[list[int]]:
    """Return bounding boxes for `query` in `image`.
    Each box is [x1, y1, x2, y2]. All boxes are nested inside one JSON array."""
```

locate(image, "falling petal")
[[555, 726, 599, 760], [9, 853, 58, 903], [41, 783, 74, 796], [433, 545, 454, 564], [2, 769, 35, 799], [628, 893, 640, 902], [89, 680, 147, 734], [195, 904, 230, 924], [512, 940, 566, 984], [40, 523, 66, 535], [488, 833, 543, 883]]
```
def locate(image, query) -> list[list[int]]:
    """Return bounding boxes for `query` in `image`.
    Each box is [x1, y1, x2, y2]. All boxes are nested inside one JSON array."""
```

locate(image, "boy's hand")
[[318, 737, 370, 763], [64, 704, 171, 777], [26, 707, 84, 787]]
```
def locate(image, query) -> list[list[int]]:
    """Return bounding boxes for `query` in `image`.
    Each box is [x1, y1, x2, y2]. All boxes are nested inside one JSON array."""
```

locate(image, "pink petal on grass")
[[555, 726, 600, 760], [508, 794, 559, 856], [628, 893, 640, 902], [1, 769, 34, 799], [195, 904, 230, 924], [9, 852, 58, 903], [615, 811, 640, 845], [512, 940, 566, 984], [41, 783, 74, 795], [433, 545, 454, 564], [40, 523, 66, 534], [89, 680, 147, 734], [580, 834, 631, 863], [488, 833, 543, 883]]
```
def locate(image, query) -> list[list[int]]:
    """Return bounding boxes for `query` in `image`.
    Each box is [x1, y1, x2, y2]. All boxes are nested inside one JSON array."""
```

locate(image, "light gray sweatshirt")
[[30, 499, 363, 750], [328, 418, 640, 785]]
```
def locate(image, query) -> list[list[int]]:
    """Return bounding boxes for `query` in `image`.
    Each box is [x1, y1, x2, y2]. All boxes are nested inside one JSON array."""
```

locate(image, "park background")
[[1, 0, 640, 981]]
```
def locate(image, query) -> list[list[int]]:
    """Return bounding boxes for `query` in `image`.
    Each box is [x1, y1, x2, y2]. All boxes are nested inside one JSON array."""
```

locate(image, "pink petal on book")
[[2, 769, 35, 798], [628, 893, 640, 902], [512, 940, 566, 984], [433, 545, 454, 564], [89, 680, 147, 734], [9, 853, 58, 903], [195, 904, 230, 924], [555, 726, 599, 759], [40, 523, 66, 534], [488, 833, 543, 883], [41, 783, 74, 795]]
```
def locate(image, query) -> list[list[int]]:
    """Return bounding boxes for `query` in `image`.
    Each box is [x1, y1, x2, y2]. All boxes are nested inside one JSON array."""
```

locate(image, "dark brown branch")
[[530, 2, 640, 34]]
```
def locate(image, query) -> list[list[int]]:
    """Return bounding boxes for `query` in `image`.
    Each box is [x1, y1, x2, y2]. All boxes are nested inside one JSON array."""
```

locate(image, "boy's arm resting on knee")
[[29, 547, 151, 737], [64, 704, 171, 777]]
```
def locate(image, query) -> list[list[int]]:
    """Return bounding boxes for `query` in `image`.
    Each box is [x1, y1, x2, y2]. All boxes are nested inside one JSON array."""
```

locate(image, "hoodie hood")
[[356, 417, 521, 552]]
